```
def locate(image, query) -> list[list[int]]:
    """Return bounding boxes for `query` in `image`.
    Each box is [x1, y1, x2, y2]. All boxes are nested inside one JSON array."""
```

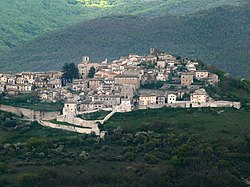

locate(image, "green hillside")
[[0, 108, 250, 186], [0, 4, 249, 78], [0, 0, 246, 53]]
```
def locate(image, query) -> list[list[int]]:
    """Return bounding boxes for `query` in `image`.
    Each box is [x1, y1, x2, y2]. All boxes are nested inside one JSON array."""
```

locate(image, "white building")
[[62, 101, 78, 117], [167, 94, 177, 104], [115, 99, 132, 112], [156, 73, 168, 81], [157, 61, 166, 68], [186, 63, 196, 72], [195, 70, 209, 80]]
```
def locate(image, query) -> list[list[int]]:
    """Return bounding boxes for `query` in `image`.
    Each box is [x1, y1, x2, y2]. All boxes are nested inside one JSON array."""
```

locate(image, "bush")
[[144, 153, 159, 164], [0, 178, 9, 187], [17, 173, 39, 187], [0, 163, 7, 174]]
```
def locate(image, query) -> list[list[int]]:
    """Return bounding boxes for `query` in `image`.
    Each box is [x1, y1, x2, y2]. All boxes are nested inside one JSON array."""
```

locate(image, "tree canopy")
[[62, 63, 79, 83], [88, 66, 95, 78]]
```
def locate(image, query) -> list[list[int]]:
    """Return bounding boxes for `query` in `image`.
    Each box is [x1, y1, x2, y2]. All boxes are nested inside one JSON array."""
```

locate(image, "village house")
[[78, 101, 91, 111], [139, 94, 157, 106], [158, 54, 177, 62], [0, 76, 8, 84], [7, 76, 16, 84], [181, 73, 194, 86], [145, 55, 157, 63], [89, 101, 105, 110], [6, 84, 18, 91], [157, 96, 166, 105], [49, 78, 62, 88], [120, 84, 135, 100], [92, 95, 121, 108], [40, 93, 49, 101], [16, 77, 27, 84], [167, 94, 177, 104], [195, 70, 209, 80], [186, 63, 196, 72], [114, 99, 132, 112], [88, 79, 103, 90], [62, 101, 79, 117], [72, 79, 86, 91], [0, 84, 5, 92], [114, 75, 140, 89], [208, 73, 219, 85], [156, 72, 168, 81], [95, 70, 117, 79], [157, 60, 166, 68], [34, 79, 47, 88], [190, 89, 208, 103], [18, 84, 32, 92]]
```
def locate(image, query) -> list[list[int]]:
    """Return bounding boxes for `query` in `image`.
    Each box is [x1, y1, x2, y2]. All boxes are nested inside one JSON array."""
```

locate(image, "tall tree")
[[88, 66, 95, 78], [62, 63, 79, 83]]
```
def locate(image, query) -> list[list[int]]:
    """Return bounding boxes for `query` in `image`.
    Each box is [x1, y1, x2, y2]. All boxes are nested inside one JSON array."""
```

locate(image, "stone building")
[[195, 70, 209, 80], [114, 75, 140, 89], [181, 73, 193, 86], [208, 73, 219, 85], [88, 79, 103, 90], [62, 101, 79, 117], [190, 89, 208, 103], [139, 94, 157, 106], [78, 56, 101, 78]]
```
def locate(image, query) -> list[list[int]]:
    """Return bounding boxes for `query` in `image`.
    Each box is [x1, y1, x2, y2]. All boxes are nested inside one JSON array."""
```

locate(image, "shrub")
[[144, 153, 159, 164], [17, 173, 39, 187]]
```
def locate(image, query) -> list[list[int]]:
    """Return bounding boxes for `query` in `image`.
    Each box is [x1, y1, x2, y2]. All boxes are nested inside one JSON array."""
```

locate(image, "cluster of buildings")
[[0, 48, 240, 119], [0, 71, 64, 101], [69, 48, 218, 112]]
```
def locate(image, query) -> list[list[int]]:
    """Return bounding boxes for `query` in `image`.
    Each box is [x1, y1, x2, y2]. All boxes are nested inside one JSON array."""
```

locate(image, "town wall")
[[0, 104, 60, 120], [57, 116, 100, 135], [138, 101, 241, 110], [38, 120, 94, 134]]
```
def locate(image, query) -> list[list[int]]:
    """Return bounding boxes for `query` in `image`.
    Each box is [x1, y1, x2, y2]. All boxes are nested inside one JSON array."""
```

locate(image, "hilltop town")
[[0, 48, 241, 136]]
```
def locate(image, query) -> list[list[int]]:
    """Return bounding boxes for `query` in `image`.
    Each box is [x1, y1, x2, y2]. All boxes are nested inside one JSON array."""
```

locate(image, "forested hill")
[[0, 4, 249, 78], [0, 0, 246, 52]]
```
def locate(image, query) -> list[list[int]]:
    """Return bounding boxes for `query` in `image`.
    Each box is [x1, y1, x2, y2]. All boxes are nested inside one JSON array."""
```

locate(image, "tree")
[[88, 66, 95, 78], [62, 63, 79, 83]]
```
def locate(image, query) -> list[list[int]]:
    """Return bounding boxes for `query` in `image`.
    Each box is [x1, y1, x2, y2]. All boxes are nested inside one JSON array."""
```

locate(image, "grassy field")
[[77, 110, 111, 120], [105, 107, 250, 142]]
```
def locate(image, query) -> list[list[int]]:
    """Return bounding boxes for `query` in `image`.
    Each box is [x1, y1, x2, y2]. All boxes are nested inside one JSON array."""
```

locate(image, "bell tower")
[[82, 56, 90, 64]]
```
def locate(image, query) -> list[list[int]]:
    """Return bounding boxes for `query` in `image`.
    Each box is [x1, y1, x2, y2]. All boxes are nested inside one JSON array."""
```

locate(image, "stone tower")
[[82, 56, 90, 64], [150, 48, 155, 55]]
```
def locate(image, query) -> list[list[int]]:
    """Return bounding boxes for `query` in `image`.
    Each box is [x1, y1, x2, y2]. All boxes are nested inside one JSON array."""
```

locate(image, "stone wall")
[[0, 104, 60, 121], [57, 116, 100, 135], [38, 120, 94, 134], [191, 101, 241, 109], [138, 101, 241, 110]]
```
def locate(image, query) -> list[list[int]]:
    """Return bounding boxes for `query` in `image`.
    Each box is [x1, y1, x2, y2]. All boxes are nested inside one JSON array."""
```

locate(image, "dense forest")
[[0, 0, 245, 52], [0, 3, 249, 78]]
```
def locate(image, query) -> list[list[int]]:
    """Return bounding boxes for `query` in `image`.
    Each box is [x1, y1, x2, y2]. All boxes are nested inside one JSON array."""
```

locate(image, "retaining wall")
[[38, 120, 94, 134], [0, 104, 60, 120]]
